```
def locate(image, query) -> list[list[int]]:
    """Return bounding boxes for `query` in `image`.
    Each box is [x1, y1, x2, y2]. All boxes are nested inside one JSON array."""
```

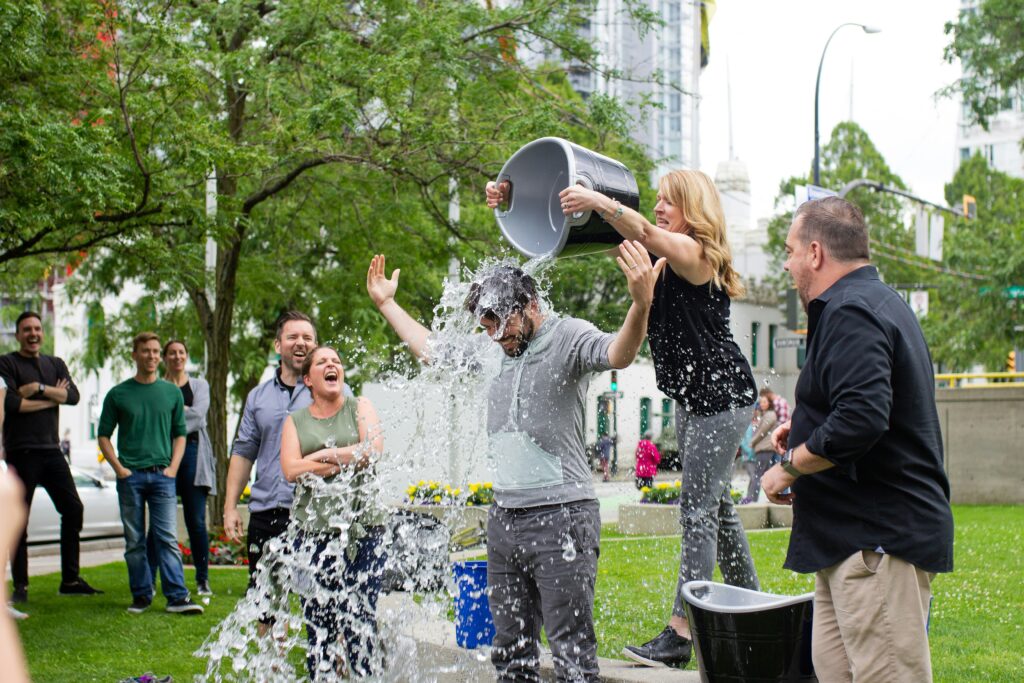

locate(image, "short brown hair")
[[132, 331, 160, 352], [793, 197, 870, 262], [300, 347, 342, 395], [274, 311, 315, 341]]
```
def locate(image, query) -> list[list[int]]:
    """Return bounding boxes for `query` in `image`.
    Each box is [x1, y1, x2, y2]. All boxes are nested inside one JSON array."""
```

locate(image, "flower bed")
[[180, 532, 249, 567], [406, 480, 493, 506], [639, 480, 744, 505]]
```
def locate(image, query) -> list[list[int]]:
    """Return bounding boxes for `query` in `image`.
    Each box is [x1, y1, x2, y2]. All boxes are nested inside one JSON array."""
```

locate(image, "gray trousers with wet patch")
[[487, 500, 601, 683], [673, 401, 760, 617]]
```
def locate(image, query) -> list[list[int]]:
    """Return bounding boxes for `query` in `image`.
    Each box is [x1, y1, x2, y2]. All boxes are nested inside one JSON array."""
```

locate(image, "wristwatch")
[[780, 448, 804, 479], [37, 382, 45, 397]]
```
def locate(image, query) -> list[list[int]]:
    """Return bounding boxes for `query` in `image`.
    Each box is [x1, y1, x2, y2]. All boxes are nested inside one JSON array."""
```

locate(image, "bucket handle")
[[493, 177, 513, 215]]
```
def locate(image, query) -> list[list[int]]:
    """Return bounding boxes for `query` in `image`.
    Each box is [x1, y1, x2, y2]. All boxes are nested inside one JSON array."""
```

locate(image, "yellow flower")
[[444, 484, 452, 492], [657, 482, 668, 489], [406, 484, 417, 496], [418, 479, 426, 487], [467, 501, 474, 506], [641, 486, 651, 493], [469, 483, 479, 493], [243, 485, 251, 496], [453, 488, 461, 496], [673, 479, 682, 488], [433, 495, 441, 503], [484, 482, 493, 489]]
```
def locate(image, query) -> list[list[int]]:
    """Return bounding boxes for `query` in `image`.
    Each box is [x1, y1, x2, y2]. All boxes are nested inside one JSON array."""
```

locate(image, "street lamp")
[[813, 23, 881, 186]]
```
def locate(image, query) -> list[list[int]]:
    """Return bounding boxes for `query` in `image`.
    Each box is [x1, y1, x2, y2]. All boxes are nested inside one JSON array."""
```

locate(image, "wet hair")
[[162, 339, 188, 357], [463, 265, 538, 324], [274, 311, 316, 341], [658, 170, 745, 298], [793, 197, 870, 262], [15, 311, 42, 332], [132, 331, 160, 352], [300, 346, 341, 380], [643, 432, 653, 440]]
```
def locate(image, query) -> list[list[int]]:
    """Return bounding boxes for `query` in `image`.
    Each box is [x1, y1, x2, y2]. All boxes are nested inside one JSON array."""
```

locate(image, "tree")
[[44, 0, 659, 525], [765, 122, 921, 290], [0, 2, 150, 267], [943, 0, 1024, 130], [922, 155, 1024, 369]]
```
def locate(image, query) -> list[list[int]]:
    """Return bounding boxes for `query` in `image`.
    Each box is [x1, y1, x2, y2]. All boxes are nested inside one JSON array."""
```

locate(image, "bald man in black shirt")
[[763, 198, 953, 683]]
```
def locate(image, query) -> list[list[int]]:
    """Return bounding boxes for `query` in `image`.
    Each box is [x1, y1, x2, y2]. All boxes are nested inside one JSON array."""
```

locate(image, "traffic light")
[[610, 370, 618, 392], [1008, 350, 1017, 373], [962, 194, 977, 220]]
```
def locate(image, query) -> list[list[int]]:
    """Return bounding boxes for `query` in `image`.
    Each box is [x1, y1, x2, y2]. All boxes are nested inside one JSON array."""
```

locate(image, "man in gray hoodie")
[[366, 241, 663, 682]]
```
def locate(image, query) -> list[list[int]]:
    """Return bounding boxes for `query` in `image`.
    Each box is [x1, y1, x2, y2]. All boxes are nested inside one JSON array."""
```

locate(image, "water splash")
[[197, 256, 561, 681]]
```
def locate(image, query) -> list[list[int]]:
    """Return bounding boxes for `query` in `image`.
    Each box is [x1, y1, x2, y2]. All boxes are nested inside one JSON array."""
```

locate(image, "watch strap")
[[781, 448, 804, 478]]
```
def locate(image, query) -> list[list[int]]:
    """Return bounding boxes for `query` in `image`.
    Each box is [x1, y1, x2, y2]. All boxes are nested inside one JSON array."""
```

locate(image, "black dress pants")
[[9, 448, 84, 588]]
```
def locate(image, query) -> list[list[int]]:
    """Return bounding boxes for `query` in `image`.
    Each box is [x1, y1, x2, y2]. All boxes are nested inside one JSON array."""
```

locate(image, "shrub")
[[640, 480, 682, 505]]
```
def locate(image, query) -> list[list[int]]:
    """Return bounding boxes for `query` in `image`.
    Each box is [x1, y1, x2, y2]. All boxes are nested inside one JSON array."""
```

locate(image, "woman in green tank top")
[[280, 346, 386, 679]]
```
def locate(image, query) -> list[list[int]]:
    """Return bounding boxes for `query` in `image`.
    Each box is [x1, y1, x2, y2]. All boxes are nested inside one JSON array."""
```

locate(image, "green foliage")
[[943, 0, 1024, 130], [766, 122, 917, 286], [922, 155, 1024, 369]]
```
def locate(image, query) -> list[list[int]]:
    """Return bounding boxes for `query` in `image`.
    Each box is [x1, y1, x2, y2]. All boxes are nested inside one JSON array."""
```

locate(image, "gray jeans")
[[487, 500, 601, 682], [673, 402, 760, 617]]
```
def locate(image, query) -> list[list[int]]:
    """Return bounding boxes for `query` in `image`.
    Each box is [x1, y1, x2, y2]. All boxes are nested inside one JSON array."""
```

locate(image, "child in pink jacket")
[[634, 433, 661, 489]]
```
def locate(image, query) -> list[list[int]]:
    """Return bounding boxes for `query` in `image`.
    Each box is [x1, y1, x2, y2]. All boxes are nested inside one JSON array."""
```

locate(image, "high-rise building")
[[954, 0, 1024, 178], [570, 0, 704, 176]]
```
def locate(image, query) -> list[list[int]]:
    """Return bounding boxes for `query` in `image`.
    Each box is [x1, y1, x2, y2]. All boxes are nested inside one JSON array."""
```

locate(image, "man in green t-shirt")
[[98, 332, 202, 616]]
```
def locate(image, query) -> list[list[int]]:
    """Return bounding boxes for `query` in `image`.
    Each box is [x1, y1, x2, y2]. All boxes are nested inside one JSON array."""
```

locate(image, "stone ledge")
[[618, 502, 792, 536], [379, 593, 699, 682]]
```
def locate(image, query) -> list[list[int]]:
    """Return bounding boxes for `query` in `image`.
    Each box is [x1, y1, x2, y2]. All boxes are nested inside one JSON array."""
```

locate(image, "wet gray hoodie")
[[487, 315, 614, 508]]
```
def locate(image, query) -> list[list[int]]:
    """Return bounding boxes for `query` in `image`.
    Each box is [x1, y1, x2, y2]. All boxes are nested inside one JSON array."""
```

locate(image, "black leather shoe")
[[622, 626, 692, 668], [59, 578, 104, 596], [10, 587, 28, 604]]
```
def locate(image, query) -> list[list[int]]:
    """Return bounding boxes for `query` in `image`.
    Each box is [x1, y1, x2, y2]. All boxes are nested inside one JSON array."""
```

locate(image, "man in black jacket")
[[763, 198, 953, 682], [0, 311, 102, 603]]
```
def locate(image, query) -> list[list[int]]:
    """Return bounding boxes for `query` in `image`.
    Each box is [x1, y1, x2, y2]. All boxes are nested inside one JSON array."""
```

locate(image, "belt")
[[136, 465, 166, 473]]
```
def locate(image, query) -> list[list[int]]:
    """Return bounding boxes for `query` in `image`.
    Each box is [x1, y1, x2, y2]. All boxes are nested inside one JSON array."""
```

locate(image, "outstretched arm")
[[607, 241, 667, 368], [367, 254, 433, 363]]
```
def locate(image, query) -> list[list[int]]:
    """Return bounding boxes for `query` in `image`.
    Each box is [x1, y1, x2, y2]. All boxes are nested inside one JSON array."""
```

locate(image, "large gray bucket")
[[493, 137, 640, 258], [682, 581, 817, 683]]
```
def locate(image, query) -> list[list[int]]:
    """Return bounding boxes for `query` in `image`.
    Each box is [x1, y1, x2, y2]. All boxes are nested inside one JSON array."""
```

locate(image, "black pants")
[[246, 507, 291, 588], [9, 448, 84, 588]]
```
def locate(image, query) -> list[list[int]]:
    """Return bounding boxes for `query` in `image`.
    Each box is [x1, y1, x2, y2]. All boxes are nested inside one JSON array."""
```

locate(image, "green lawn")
[[12, 505, 1023, 682]]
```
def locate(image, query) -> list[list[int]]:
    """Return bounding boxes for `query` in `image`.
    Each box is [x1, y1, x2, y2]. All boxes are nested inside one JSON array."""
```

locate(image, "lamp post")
[[814, 23, 881, 186]]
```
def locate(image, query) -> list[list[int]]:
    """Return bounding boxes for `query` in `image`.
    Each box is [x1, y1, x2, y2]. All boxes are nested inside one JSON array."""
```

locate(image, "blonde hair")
[[658, 170, 745, 299]]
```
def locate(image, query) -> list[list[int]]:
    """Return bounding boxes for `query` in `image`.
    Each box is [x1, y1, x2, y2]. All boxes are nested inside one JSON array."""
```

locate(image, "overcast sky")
[[697, 0, 963, 224]]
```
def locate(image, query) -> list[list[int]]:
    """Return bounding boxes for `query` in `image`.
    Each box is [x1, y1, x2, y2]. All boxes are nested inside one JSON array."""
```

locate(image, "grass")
[[12, 505, 1023, 682]]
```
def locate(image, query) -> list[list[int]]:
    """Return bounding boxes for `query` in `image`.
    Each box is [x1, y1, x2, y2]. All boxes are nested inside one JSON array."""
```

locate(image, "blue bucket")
[[452, 560, 495, 649]]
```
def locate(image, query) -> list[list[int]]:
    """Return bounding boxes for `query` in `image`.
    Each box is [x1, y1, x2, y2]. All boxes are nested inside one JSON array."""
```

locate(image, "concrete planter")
[[400, 504, 490, 548], [618, 502, 791, 536]]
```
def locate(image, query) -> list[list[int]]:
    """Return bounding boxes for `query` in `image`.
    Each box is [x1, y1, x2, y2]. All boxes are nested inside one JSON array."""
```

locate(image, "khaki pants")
[[813, 550, 934, 683]]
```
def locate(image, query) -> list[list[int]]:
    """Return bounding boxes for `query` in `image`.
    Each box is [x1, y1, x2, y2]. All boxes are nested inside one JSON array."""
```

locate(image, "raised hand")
[[616, 240, 666, 307], [366, 254, 400, 309]]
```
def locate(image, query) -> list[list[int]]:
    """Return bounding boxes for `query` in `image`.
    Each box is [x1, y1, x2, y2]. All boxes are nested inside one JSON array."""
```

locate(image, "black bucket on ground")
[[493, 137, 640, 258], [682, 581, 817, 683]]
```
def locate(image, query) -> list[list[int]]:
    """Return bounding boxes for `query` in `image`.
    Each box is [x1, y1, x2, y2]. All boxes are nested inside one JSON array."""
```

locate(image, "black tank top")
[[647, 266, 756, 416]]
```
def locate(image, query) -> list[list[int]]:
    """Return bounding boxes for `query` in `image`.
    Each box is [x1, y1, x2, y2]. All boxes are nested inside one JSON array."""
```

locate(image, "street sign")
[[773, 337, 805, 349], [796, 184, 838, 206]]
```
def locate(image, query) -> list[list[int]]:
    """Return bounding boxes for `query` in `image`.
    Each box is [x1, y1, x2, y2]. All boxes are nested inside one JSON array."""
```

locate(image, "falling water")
[[197, 257, 557, 682]]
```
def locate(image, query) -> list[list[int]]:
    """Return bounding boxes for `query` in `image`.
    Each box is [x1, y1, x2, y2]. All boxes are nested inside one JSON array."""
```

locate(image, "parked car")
[[27, 467, 123, 544]]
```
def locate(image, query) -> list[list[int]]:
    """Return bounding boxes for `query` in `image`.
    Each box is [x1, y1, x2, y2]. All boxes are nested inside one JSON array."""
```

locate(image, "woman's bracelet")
[[599, 200, 624, 222]]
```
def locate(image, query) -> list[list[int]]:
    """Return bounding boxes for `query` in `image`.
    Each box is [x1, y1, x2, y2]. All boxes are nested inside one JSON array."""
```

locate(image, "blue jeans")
[[146, 440, 209, 584], [116, 469, 188, 601], [294, 527, 386, 680]]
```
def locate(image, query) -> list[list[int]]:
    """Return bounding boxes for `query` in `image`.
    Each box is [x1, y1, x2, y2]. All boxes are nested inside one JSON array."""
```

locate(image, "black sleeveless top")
[[647, 266, 756, 416]]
